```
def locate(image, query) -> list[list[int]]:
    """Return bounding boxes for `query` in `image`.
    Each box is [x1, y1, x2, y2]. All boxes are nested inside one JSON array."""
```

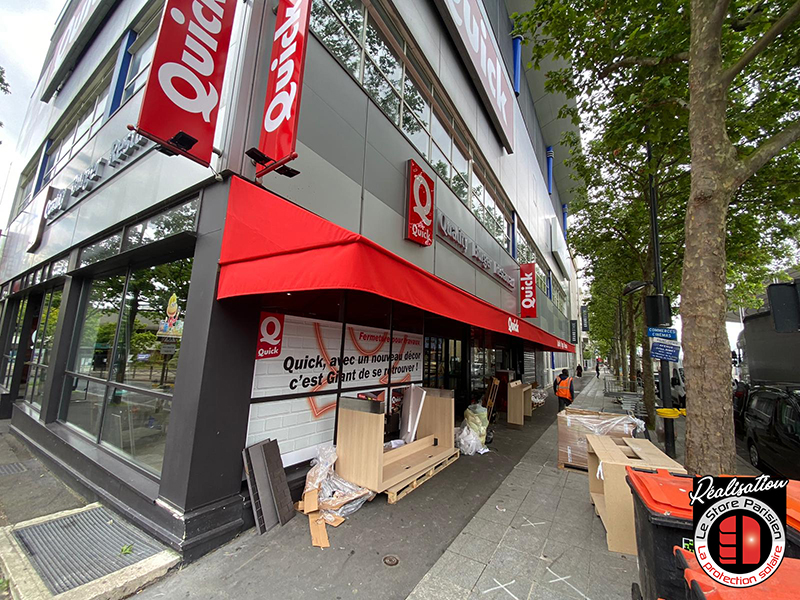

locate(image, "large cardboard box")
[[557, 408, 642, 469]]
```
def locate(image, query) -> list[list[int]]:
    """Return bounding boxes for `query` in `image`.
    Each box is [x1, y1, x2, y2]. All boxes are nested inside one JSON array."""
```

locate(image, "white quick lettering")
[[263, 0, 304, 133], [260, 316, 282, 346], [44, 132, 149, 220], [436, 210, 515, 291], [444, 0, 509, 127], [520, 271, 535, 309], [158, 0, 227, 123], [508, 318, 519, 334]]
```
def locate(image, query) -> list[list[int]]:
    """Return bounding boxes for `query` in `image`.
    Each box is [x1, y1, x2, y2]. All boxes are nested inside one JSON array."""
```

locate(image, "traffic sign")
[[651, 341, 680, 362], [647, 327, 678, 341]]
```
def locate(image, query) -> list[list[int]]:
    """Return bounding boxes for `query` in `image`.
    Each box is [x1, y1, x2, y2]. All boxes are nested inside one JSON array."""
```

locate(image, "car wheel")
[[748, 440, 761, 469]]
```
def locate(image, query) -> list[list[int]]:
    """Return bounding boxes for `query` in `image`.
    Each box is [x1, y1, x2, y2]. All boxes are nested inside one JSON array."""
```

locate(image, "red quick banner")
[[520, 263, 537, 318], [406, 159, 434, 246], [255, 0, 313, 176], [135, 0, 237, 167], [436, 0, 514, 152]]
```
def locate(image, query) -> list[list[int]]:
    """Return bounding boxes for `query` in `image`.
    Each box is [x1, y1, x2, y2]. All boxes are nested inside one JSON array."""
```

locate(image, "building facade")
[[0, 0, 582, 558]]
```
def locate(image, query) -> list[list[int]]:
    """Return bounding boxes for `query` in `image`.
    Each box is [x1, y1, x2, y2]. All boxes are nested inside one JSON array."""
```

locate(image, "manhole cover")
[[383, 555, 399, 567]]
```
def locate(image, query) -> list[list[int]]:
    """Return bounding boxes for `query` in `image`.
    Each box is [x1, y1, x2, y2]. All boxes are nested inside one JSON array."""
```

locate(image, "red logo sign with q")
[[256, 312, 285, 360]]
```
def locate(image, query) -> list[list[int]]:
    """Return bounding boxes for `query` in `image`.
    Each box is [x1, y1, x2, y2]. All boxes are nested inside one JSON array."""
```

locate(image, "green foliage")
[[513, 0, 800, 330], [0, 65, 8, 131]]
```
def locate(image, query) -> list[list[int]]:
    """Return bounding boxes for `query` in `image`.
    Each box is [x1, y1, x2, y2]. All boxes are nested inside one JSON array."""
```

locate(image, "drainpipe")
[[546, 147, 553, 195], [512, 36, 523, 97], [562, 203, 568, 242], [511, 211, 517, 259]]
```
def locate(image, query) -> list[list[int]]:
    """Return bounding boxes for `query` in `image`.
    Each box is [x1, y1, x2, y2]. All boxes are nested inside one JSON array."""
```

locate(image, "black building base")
[[10, 405, 252, 562]]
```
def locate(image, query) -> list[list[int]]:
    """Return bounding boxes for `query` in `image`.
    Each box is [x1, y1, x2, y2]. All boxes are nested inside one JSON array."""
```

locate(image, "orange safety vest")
[[556, 377, 573, 400]]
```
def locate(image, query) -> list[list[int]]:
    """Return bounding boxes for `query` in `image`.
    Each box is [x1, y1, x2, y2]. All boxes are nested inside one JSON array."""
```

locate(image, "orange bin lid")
[[627, 468, 800, 533], [626, 466, 693, 520]]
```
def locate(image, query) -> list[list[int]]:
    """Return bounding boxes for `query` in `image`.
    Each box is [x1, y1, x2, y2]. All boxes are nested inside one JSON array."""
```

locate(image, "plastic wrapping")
[[463, 403, 489, 443], [531, 388, 547, 408], [557, 408, 646, 469], [456, 424, 484, 456], [304, 444, 375, 519]]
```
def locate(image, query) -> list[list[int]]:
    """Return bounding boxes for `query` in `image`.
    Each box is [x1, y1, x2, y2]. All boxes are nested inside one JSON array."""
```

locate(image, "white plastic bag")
[[457, 425, 484, 456]]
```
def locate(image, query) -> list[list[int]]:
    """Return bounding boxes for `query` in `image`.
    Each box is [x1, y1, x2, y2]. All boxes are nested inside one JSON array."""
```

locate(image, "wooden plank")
[[383, 435, 435, 466], [386, 449, 459, 504], [382, 446, 456, 490], [590, 491, 607, 521], [335, 407, 384, 491], [303, 488, 318, 514], [308, 512, 329, 548], [522, 384, 533, 418], [415, 393, 454, 450], [557, 463, 588, 473], [507, 380, 524, 428]]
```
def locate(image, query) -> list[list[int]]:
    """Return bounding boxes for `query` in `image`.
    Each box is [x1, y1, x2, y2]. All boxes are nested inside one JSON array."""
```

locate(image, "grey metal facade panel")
[[297, 86, 367, 187], [391, 0, 443, 77], [363, 143, 406, 219], [434, 242, 477, 295], [259, 140, 363, 234], [360, 191, 435, 273]]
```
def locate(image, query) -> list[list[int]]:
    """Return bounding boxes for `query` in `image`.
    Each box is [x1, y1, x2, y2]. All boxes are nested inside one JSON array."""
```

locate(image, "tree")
[[0, 65, 9, 133], [514, 0, 800, 475]]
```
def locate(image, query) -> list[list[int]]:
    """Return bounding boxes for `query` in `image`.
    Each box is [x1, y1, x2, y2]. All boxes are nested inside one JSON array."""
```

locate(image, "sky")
[[0, 0, 65, 229]]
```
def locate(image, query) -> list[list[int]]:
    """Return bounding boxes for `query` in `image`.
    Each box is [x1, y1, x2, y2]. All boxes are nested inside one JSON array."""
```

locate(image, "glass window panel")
[[72, 108, 93, 156], [72, 274, 125, 378], [122, 32, 156, 102], [39, 289, 62, 368], [431, 111, 451, 158], [311, 1, 362, 79], [431, 143, 450, 182], [79, 233, 122, 268], [63, 375, 108, 438], [452, 174, 469, 205], [51, 258, 69, 278], [403, 76, 429, 128], [452, 143, 469, 182], [364, 61, 400, 123], [123, 199, 198, 251], [326, 0, 364, 38], [401, 109, 428, 158], [365, 18, 402, 89], [100, 387, 171, 474], [27, 366, 48, 408], [110, 258, 192, 393]]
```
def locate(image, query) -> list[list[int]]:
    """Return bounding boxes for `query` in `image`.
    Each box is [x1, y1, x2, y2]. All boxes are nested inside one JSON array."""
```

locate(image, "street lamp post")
[[646, 140, 676, 459]]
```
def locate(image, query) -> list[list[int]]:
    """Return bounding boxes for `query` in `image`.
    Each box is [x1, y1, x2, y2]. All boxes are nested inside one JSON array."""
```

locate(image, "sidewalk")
[[406, 376, 637, 600]]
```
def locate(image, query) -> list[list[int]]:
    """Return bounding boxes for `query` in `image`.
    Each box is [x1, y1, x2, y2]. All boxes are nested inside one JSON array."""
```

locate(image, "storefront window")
[[62, 257, 193, 475], [1, 298, 27, 390], [79, 233, 122, 268], [123, 199, 198, 251], [24, 288, 63, 408]]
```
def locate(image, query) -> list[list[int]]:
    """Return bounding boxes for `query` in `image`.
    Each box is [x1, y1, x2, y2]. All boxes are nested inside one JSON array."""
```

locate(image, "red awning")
[[217, 176, 575, 354]]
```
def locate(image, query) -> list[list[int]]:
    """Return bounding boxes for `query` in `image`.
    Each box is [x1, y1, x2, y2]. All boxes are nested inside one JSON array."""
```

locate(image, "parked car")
[[743, 385, 800, 479]]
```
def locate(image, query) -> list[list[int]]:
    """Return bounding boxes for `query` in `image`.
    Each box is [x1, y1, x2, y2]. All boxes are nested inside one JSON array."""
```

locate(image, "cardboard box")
[[557, 408, 642, 469]]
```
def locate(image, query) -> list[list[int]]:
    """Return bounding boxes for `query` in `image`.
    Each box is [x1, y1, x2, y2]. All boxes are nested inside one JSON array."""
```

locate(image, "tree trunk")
[[619, 301, 628, 386], [640, 291, 657, 429], [627, 295, 637, 392], [683, 0, 739, 475]]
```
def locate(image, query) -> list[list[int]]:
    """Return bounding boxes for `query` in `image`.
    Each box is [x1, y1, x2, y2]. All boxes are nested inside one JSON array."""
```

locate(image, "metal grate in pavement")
[[13, 506, 165, 594], [0, 462, 28, 475]]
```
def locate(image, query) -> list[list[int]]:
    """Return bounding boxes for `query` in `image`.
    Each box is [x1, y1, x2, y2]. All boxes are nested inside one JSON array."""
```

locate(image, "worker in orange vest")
[[554, 368, 574, 413]]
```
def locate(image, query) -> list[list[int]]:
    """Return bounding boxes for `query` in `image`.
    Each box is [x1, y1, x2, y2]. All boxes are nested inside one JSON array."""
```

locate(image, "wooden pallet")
[[557, 462, 589, 474], [385, 448, 460, 504]]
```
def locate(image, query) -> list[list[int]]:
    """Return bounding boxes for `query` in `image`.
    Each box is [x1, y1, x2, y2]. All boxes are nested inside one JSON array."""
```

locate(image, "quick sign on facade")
[[434, 0, 514, 152], [136, 0, 238, 167], [405, 159, 434, 246], [519, 263, 537, 318], [436, 210, 515, 290], [253, 0, 313, 176]]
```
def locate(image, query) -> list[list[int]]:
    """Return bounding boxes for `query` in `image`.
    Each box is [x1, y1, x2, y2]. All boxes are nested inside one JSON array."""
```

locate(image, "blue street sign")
[[647, 327, 678, 341], [651, 342, 681, 362]]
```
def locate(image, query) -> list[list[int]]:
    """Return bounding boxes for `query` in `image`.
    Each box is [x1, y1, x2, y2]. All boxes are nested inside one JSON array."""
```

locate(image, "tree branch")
[[599, 53, 689, 78], [738, 118, 800, 185], [721, 0, 800, 87], [730, 1, 767, 31], [711, 0, 733, 33]]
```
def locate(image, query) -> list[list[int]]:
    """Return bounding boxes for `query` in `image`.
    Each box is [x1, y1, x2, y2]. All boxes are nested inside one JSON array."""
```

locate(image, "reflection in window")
[[79, 233, 122, 268], [25, 288, 63, 408], [1, 298, 27, 390], [122, 32, 156, 104], [123, 199, 198, 251], [62, 258, 193, 475]]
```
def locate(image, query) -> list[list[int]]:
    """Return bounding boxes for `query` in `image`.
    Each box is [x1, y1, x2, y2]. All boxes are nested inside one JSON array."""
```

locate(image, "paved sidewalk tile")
[[406, 377, 641, 600]]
